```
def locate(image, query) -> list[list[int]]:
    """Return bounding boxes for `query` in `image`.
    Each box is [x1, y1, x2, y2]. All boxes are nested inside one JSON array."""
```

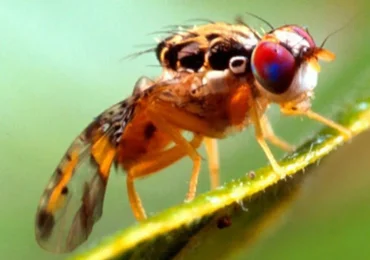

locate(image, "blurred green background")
[[0, 0, 369, 259]]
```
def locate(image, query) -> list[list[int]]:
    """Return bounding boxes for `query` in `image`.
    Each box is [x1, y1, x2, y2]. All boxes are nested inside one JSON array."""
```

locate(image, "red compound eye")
[[251, 41, 297, 94]]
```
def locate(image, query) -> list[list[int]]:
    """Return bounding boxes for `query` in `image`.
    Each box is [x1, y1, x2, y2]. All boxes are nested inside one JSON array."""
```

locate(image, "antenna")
[[244, 11, 274, 31], [320, 13, 360, 48]]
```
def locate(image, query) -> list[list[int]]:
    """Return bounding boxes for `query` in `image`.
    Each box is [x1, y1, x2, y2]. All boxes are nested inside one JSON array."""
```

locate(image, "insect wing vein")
[[35, 100, 134, 253]]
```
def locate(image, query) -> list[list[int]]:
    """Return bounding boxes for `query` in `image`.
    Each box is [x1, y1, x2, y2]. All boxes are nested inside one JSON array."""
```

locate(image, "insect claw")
[[340, 127, 353, 140], [270, 163, 286, 180]]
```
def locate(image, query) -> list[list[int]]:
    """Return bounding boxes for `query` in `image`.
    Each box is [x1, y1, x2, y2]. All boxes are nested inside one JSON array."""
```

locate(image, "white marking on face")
[[273, 30, 310, 56], [290, 61, 318, 94]]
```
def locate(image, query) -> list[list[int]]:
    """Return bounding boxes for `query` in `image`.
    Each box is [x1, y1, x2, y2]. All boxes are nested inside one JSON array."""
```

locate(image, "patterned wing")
[[35, 99, 135, 253]]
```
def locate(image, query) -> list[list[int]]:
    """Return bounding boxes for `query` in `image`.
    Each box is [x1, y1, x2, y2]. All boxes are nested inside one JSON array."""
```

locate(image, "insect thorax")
[[156, 23, 259, 73]]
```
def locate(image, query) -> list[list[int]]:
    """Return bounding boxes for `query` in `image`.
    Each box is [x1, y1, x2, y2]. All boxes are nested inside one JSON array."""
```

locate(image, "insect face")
[[251, 25, 335, 105]]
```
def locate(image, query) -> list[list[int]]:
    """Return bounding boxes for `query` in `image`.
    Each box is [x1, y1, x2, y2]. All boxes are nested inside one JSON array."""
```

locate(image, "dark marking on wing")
[[35, 98, 138, 253]]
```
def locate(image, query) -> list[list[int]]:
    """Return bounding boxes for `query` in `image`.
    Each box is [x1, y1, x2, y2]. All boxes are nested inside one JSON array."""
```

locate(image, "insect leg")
[[280, 107, 352, 140], [203, 137, 220, 189], [126, 134, 203, 220], [260, 115, 295, 152], [147, 108, 203, 202], [126, 175, 144, 220], [250, 99, 284, 177]]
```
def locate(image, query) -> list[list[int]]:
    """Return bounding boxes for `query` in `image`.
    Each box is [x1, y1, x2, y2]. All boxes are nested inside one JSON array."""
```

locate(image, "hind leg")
[[126, 134, 203, 220]]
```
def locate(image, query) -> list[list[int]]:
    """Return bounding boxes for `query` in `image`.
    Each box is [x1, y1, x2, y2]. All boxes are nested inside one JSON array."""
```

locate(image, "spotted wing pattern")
[[35, 99, 135, 253]]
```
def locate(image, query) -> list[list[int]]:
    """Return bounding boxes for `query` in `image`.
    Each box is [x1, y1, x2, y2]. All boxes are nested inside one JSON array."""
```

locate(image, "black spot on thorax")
[[144, 123, 157, 140]]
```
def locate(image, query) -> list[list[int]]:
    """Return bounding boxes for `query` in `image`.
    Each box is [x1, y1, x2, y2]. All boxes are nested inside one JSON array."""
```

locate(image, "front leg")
[[260, 114, 295, 152], [280, 106, 352, 140], [249, 98, 284, 177]]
